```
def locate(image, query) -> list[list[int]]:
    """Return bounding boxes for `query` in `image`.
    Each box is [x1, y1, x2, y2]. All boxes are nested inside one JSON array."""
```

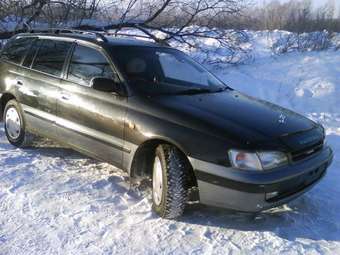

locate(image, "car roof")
[[15, 32, 165, 48]]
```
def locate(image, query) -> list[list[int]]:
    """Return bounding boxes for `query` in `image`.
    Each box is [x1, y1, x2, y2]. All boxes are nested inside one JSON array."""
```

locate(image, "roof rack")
[[106, 31, 169, 46], [26, 27, 165, 45], [106, 31, 153, 40], [28, 28, 108, 43]]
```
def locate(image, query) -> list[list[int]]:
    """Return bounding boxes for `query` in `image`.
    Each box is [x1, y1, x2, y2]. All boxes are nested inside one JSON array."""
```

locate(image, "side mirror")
[[91, 77, 122, 95]]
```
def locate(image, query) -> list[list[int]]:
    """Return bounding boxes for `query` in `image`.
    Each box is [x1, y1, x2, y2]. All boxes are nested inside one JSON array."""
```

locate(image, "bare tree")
[[0, 0, 252, 64], [95, 0, 248, 44], [74, 0, 252, 65], [0, 0, 101, 33]]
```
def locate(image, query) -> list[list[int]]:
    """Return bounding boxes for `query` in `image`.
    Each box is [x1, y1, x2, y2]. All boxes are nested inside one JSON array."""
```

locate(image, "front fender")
[[124, 102, 233, 171]]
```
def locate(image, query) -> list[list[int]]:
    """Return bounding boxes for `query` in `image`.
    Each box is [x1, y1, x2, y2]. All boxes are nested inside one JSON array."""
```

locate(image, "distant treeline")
[[202, 0, 340, 33]]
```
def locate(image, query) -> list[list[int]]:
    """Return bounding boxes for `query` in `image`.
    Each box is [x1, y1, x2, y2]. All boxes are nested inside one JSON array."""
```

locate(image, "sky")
[[255, 0, 338, 7]]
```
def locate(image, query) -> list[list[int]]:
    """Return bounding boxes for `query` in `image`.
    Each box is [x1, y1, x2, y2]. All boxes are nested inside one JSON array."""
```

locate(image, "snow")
[[1, 32, 340, 254]]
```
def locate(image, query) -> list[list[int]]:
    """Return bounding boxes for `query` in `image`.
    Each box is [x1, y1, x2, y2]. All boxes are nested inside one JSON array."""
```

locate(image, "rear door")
[[57, 43, 127, 168], [0, 36, 33, 114], [17, 38, 73, 139]]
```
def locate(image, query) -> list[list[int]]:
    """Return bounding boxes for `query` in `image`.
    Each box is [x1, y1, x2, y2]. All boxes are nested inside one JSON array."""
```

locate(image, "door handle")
[[16, 79, 23, 86], [60, 94, 70, 101]]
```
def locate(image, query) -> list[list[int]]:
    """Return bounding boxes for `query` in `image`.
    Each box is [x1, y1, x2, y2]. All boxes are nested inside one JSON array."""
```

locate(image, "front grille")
[[290, 141, 324, 162]]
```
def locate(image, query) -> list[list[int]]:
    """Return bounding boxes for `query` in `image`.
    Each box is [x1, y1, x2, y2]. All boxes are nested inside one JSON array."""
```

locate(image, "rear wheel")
[[4, 100, 34, 148], [152, 144, 190, 219]]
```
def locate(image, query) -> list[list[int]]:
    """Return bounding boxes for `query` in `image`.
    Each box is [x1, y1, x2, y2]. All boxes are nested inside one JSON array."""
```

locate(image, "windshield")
[[110, 46, 228, 95]]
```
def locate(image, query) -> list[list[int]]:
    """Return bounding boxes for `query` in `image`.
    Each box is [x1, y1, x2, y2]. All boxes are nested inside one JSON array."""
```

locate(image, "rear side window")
[[23, 39, 42, 68], [68, 45, 117, 86], [0, 37, 33, 64], [32, 39, 72, 77]]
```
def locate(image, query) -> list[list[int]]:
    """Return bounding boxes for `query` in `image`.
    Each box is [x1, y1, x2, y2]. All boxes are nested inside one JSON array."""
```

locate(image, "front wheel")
[[4, 100, 34, 148], [152, 144, 190, 219]]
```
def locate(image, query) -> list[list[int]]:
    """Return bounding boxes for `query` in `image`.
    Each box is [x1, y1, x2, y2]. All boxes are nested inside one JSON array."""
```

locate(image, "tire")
[[152, 144, 189, 219], [3, 100, 34, 148]]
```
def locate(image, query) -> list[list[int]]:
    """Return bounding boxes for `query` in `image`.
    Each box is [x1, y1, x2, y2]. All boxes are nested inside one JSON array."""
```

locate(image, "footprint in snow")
[[0, 235, 6, 243], [168, 223, 177, 231], [203, 229, 214, 241], [92, 179, 110, 189]]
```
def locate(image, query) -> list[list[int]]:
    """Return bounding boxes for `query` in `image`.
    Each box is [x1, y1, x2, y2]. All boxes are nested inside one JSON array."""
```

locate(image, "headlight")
[[228, 150, 288, 171], [257, 151, 288, 170], [228, 150, 262, 170]]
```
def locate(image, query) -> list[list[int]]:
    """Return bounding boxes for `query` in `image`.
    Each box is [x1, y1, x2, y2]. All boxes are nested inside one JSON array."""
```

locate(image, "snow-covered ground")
[[0, 34, 340, 254]]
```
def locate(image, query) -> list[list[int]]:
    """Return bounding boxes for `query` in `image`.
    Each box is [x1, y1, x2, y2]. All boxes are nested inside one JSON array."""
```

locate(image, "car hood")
[[150, 90, 318, 150]]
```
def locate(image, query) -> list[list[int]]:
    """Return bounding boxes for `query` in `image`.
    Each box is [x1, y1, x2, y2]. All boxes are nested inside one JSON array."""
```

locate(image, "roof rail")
[[28, 28, 108, 43], [26, 27, 166, 45], [106, 31, 169, 46], [106, 32, 152, 40]]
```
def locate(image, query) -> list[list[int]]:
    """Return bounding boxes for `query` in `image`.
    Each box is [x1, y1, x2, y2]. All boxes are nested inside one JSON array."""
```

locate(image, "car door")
[[57, 43, 127, 168], [0, 36, 34, 112], [16, 38, 73, 139]]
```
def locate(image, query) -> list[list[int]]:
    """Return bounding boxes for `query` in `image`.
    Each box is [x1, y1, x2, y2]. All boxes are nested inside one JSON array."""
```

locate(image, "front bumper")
[[189, 146, 333, 212]]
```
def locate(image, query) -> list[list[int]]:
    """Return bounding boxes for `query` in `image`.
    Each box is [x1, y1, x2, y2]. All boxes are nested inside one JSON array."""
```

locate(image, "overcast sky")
[[255, 0, 338, 7]]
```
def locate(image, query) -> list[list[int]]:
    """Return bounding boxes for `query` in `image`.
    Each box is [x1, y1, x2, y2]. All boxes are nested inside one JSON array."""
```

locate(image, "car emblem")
[[278, 113, 287, 124]]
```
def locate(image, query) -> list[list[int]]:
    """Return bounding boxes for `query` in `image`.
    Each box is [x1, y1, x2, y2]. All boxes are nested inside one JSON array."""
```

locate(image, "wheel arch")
[[129, 137, 198, 188], [0, 93, 16, 121]]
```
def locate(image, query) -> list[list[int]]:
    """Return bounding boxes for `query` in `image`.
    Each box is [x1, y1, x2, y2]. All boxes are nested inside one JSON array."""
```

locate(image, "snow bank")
[[271, 31, 333, 55], [111, 28, 339, 66]]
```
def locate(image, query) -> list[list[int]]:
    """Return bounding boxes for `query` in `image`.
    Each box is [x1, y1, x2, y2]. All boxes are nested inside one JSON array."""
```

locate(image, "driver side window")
[[67, 45, 118, 86]]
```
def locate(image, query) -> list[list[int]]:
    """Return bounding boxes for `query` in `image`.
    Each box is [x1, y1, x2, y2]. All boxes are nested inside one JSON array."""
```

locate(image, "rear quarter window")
[[23, 39, 42, 68], [0, 37, 33, 65], [31, 39, 72, 77]]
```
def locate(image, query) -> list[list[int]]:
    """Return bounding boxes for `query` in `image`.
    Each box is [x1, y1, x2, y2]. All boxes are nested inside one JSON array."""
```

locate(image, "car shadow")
[[0, 126, 87, 161], [1, 142, 86, 162], [178, 196, 340, 242]]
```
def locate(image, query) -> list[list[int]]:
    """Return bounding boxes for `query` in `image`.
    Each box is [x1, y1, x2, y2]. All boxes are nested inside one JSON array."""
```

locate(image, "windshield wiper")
[[216, 86, 231, 92], [174, 88, 212, 95]]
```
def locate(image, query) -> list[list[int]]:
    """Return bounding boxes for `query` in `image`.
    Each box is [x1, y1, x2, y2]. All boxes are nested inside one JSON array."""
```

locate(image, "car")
[[0, 30, 333, 219]]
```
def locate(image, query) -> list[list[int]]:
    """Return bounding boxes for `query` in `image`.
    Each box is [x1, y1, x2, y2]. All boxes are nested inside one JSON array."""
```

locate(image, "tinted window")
[[23, 39, 42, 68], [68, 45, 117, 86], [110, 46, 226, 95], [32, 40, 72, 77], [0, 37, 33, 64]]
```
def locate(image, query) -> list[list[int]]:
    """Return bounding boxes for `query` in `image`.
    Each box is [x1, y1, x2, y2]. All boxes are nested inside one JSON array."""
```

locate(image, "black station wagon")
[[0, 30, 333, 218]]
